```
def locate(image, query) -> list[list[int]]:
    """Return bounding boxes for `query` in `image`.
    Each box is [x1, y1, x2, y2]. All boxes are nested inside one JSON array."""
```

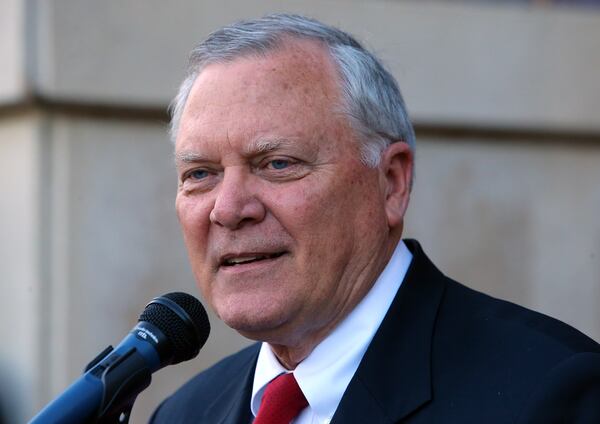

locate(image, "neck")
[[266, 318, 342, 369], [267, 238, 404, 370], [268, 343, 313, 370]]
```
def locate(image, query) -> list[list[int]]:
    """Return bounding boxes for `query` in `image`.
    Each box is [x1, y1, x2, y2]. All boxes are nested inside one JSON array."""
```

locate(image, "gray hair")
[[169, 13, 415, 167]]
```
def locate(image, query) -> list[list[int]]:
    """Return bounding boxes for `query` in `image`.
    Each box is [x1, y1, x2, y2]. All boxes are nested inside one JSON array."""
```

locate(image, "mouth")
[[220, 252, 287, 268]]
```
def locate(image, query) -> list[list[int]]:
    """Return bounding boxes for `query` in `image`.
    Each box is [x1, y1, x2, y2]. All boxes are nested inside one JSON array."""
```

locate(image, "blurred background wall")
[[1, 0, 599, 422]]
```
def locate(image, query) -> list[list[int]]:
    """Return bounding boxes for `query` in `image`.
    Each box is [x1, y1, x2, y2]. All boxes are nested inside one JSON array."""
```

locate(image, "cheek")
[[299, 173, 385, 255], [176, 195, 212, 257], [176, 196, 217, 301], [265, 183, 327, 231], [265, 179, 357, 255]]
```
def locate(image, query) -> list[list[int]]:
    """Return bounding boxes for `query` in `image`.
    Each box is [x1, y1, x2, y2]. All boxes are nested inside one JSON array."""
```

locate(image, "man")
[[152, 13, 600, 423]]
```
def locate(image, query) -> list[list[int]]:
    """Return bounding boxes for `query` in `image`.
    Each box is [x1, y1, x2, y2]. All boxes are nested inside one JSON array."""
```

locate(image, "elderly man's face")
[[175, 40, 400, 347]]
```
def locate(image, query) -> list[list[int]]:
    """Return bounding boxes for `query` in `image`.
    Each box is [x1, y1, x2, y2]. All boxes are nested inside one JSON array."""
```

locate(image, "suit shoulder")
[[516, 351, 600, 422], [429, 277, 600, 420], [441, 277, 600, 356]]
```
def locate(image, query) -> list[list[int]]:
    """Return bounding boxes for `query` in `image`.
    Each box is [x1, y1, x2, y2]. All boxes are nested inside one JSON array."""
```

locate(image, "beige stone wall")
[[0, 113, 45, 423], [405, 136, 600, 340], [0, 0, 25, 103], [0, 1, 598, 423], [27, 0, 600, 131]]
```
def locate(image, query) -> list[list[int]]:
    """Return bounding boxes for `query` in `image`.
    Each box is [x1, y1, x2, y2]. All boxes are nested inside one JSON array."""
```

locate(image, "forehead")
[[176, 39, 351, 156]]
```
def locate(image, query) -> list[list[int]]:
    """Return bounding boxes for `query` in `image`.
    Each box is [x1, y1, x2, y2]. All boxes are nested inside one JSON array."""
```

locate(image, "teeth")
[[223, 252, 284, 266], [227, 256, 263, 265]]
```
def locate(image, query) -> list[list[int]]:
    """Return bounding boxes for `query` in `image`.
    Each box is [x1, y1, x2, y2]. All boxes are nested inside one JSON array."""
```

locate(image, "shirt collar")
[[251, 241, 413, 421]]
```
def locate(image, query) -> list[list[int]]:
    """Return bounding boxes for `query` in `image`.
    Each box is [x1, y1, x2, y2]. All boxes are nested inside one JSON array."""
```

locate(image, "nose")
[[209, 167, 266, 229]]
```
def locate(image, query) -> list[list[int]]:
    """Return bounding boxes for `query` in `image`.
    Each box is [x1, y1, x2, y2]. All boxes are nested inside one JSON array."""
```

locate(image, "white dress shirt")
[[251, 241, 413, 424]]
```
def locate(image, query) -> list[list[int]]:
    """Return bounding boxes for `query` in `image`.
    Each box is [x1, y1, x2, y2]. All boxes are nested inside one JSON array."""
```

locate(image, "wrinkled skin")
[[175, 39, 412, 368]]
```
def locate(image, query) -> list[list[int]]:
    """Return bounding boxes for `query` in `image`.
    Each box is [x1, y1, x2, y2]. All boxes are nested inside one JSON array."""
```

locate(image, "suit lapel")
[[331, 240, 446, 423], [199, 343, 259, 424], [218, 357, 255, 424]]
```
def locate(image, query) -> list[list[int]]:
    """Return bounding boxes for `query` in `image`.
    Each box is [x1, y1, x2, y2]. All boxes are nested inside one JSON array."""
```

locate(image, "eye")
[[179, 166, 219, 193], [269, 159, 290, 170], [188, 169, 209, 180], [254, 156, 308, 181]]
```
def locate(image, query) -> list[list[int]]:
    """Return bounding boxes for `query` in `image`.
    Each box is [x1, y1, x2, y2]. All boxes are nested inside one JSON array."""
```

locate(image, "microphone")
[[30, 292, 210, 424]]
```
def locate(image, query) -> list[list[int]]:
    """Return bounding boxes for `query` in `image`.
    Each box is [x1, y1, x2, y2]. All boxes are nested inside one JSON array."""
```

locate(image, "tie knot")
[[254, 373, 308, 424]]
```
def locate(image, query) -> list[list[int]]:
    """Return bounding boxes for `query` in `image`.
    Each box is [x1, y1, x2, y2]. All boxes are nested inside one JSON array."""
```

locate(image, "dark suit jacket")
[[151, 240, 600, 423]]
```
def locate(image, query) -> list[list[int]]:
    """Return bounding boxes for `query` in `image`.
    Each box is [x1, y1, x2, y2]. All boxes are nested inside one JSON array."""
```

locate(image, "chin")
[[218, 304, 291, 341]]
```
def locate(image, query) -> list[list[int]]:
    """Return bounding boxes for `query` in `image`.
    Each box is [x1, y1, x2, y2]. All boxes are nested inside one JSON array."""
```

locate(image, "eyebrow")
[[174, 151, 209, 164], [175, 137, 299, 163], [245, 137, 297, 155]]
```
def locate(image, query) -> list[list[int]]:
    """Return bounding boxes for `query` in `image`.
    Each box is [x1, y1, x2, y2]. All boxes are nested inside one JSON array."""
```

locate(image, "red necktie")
[[254, 373, 308, 424]]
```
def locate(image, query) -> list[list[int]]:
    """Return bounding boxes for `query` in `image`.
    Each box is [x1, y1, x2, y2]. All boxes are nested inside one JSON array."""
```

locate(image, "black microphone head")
[[138, 292, 210, 364]]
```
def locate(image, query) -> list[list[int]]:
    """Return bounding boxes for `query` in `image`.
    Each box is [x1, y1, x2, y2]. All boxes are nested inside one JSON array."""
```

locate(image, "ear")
[[380, 142, 413, 228]]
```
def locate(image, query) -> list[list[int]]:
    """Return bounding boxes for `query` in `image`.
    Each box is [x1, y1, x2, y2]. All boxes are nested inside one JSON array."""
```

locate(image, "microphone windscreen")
[[139, 292, 210, 364]]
